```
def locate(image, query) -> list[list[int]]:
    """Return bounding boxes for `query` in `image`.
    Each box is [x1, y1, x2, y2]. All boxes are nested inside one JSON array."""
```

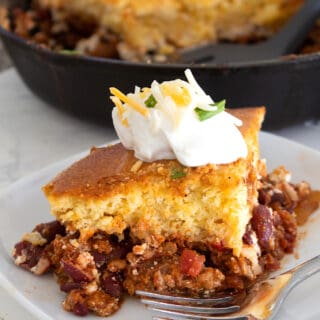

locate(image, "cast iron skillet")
[[1, 0, 320, 129]]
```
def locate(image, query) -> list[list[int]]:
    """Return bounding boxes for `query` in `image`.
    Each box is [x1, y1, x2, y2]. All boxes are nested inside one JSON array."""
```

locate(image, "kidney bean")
[[33, 221, 65, 243], [73, 302, 89, 316], [109, 244, 130, 260], [271, 192, 286, 205], [91, 250, 107, 269], [14, 240, 31, 257], [60, 282, 84, 293], [258, 189, 271, 205], [242, 227, 253, 245], [251, 205, 273, 251], [101, 273, 123, 298], [13, 240, 45, 269], [61, 259, 91, 283]]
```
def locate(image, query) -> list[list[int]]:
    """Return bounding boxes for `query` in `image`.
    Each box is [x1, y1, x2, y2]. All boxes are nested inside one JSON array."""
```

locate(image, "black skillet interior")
[[1, 0, 320, 129]]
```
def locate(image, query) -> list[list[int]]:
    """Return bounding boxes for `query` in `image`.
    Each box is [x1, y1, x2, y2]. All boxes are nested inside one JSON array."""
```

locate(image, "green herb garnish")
[[145, 94, 157, 108], [195, 99, 226, 121], [171, 168, 187, 179], [60, 49, 81, 55]]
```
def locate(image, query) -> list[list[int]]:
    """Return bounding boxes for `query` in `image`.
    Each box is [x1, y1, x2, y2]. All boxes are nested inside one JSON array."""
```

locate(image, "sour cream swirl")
[[110, 69, 247, 167]]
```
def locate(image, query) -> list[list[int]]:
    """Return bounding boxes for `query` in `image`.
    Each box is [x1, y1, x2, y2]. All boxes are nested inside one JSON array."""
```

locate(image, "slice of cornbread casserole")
[[42, 107, 265, 257], [12, 71, 320, 317]]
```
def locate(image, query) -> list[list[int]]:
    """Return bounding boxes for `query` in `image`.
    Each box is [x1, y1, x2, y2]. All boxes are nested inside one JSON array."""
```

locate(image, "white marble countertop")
[[0, 68, 319, 319]]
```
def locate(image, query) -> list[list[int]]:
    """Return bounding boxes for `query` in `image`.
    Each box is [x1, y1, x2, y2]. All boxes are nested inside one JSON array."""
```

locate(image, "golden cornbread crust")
[[43, 107, 265, 255]]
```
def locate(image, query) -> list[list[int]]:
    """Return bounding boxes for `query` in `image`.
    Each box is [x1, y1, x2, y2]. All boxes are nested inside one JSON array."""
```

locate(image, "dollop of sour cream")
[[110, 69, 247, 167]]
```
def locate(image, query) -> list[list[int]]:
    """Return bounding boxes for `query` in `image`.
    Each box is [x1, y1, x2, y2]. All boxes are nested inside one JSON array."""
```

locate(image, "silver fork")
[[136, 254, 320, 320]]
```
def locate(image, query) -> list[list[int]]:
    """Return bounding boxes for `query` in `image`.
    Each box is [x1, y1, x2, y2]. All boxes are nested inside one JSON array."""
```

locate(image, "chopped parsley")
[[195, 99, 226, 121], [171, 168, 187, 179], [60, 49, 81, 55], [145, 94, 157, 108]]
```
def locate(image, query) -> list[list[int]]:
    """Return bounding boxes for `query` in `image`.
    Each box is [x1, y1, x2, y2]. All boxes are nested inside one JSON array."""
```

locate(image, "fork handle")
[[289, 254, 320, 286], [267, 0, 320, 55], [269, 254, 320, 320]]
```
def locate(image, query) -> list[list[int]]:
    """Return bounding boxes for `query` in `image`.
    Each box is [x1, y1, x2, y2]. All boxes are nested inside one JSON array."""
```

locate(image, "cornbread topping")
[[111, 69, 248, 166]]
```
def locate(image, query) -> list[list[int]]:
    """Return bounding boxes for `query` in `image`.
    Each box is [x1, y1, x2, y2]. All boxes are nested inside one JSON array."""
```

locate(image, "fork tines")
[[136, 290, 249, 320], [136, 290, 234, 305]]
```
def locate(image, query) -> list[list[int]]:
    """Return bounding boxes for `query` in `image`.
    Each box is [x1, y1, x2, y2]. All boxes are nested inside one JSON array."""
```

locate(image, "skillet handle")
[[268, 0, 320, 55]]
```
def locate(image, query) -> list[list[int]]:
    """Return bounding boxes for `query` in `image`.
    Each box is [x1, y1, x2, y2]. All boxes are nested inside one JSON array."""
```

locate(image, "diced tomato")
[[179, 249, 205, 277], [209, 240, 226, 252]]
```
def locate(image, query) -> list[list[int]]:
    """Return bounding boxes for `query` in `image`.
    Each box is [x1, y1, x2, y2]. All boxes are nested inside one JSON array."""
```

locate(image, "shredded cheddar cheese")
[[110, 87, 149, 117], [130, 160, 143, 173], [110, 96, 129, 127], [140, 87, 151, 99], [161, 83, 191, 107]]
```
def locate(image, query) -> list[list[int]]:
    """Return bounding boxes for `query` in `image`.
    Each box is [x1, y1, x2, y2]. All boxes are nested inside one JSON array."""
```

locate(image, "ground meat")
[[50, 233, 129, 317], [63, 290, 88, 316], [124, 251, 225, 296], [2, 6, 119, 59], [85, 290, 119, 316], [63, 288, 119, 317]]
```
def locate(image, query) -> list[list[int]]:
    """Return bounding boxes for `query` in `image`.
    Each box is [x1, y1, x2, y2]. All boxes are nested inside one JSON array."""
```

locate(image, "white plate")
[[0, 132, 320, 320]]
